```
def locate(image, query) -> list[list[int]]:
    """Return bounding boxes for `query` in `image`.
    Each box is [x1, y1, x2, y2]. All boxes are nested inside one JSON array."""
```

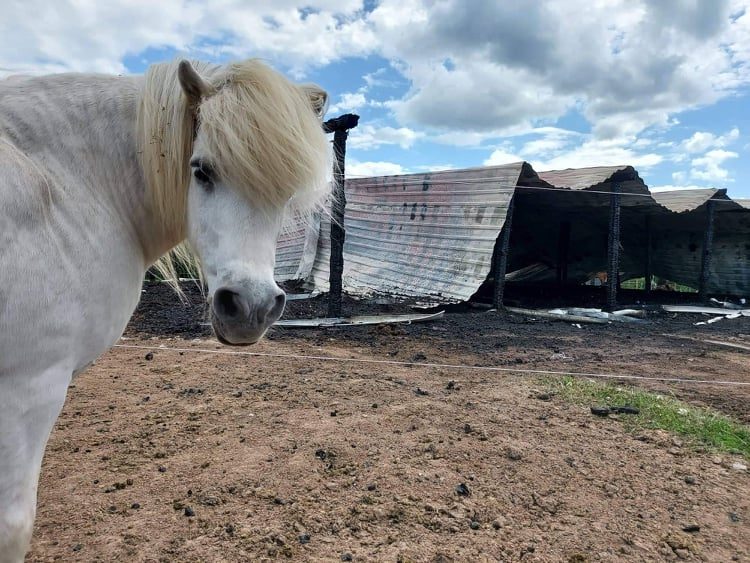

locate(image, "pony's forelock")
[[137, 58, 330, 294]]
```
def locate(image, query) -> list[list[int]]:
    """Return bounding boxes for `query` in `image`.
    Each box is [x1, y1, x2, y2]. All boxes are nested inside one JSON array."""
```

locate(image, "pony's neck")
[[0, 73, 183, 265]]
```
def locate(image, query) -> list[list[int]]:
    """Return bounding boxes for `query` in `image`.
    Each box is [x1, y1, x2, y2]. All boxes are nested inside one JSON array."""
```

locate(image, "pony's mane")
[[137, 59, 330, 290]]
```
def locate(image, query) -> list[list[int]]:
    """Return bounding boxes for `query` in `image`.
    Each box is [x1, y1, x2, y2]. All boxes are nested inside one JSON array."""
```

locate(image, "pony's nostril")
[[213, 288, 247, 319], [261, 293, 286, 325]]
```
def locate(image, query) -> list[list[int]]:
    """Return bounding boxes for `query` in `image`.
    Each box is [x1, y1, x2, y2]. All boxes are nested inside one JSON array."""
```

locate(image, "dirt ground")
[[28, 283, 750, 562]]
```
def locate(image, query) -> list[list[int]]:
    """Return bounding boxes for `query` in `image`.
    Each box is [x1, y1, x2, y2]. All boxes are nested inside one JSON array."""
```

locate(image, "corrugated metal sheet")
[[537, 165, 645, 192], [310, 163, 527, 301], [275, 160, 750, 299], [274, 212, 321, 282], [651, 189, 720, 213]]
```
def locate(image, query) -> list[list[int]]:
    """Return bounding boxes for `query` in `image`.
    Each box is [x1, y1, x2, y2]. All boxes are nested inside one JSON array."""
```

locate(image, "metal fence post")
[[606, 183, 621, 311], [323, 114, 359, 318]]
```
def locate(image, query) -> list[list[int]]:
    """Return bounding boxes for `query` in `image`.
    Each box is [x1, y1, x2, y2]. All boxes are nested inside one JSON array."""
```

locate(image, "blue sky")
[[3, 1, 750, 197]]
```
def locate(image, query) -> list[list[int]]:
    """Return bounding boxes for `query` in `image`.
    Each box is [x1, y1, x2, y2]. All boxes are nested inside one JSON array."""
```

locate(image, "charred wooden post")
[[493, 196, 515, 310], [324, 113, 359, 318], [556, 221, 571, 288], [644, 215, 653, 295], [698, 200, 716, 302], [605, 183, 622, 311]]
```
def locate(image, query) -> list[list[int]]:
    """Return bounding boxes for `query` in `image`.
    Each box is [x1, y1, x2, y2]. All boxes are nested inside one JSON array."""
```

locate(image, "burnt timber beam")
[[556, 220, 571, 288], [605, 183, 621, 311], [644, 214, 653, 295], [698, 200, 716, 302], [493, 196, 515, 310], [325, 114, 359, 318]]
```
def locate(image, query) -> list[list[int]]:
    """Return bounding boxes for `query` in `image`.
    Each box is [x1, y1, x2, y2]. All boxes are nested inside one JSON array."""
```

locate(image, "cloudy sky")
[[3, 0, 750, 196]]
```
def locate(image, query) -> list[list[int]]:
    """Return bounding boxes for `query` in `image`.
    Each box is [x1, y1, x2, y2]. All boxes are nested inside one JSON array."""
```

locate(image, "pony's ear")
[[178, 60, 211, 105], [300, 84, 328, 118]]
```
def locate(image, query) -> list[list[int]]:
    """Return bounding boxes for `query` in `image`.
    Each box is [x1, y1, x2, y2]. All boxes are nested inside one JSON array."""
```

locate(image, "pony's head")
[[139, 59, 329, 345]]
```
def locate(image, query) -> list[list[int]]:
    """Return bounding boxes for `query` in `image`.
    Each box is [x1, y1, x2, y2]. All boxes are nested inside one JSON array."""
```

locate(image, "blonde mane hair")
[[137, 58, 330, 287]]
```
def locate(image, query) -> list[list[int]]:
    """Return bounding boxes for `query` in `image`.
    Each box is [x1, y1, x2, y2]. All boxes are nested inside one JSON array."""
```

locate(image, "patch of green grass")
[[545, 376, 750, 459]]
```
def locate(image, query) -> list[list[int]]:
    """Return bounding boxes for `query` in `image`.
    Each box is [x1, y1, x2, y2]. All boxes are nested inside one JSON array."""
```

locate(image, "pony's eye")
[[194, 168, 212, 184], [190, 159, 215, 191]]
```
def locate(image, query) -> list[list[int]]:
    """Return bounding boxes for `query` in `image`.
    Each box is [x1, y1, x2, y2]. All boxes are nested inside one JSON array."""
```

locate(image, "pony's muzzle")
[[211, 284, 285, 345]]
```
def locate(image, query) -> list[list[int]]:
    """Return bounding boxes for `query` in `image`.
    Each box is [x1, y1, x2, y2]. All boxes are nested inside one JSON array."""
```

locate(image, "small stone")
[[491, 517, 505, 529], [684, 476, 696, 485], [72, 544, 83, 552], [130, 502, 140, 509], [446, 381, 456, 390], [371, 403, 378, 409], [145, 352, 154, 361], [682, 524, 700, 533], [158, 466, 166, 473], [469, 520, 480, 530], [341, 553, 353, 561], [298, 534, 311, 544], [455, 483, 471, 497], [729, 512, 740, 522], [536, 393, 552, 401], [731, 462, 747, 471], [674, 548, 690, 559], [506, 448, 522, 461], [712, 456, 723, 465], [184, 506, 195, 517], [414, 387, 429, 396], [367, 484, 377, 491]]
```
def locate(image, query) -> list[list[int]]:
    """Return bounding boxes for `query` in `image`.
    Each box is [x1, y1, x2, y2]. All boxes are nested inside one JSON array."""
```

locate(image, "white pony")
[[0, 59, 329, 562]]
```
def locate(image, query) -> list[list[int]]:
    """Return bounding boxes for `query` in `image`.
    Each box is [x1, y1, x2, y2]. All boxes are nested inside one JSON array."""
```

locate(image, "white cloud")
[[347, 160, 407, 177], [529, 137, 663, 171], [348, 124, 423, 150], [682, 127, 740, 153], [328, 91, 367, 114], [690, 149, 739, 182], [0, 1, 377, 76], [484, 149, 523, 166], [369, 0, 749, 140]]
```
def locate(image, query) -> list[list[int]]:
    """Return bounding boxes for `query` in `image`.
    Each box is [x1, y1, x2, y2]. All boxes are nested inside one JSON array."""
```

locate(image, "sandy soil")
[[27, 284, 750, 562]]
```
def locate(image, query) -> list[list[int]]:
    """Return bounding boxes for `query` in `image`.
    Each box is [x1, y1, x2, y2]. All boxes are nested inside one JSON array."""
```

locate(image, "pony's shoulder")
[[0, 139, 54, 223]]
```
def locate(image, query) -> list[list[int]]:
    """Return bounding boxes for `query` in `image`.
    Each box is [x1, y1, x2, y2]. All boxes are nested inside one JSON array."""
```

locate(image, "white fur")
[[0, 60, 328, 562]]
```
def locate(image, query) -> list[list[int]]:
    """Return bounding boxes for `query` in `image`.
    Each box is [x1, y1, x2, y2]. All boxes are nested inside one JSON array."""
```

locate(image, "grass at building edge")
[[543, 376, 750, 460]]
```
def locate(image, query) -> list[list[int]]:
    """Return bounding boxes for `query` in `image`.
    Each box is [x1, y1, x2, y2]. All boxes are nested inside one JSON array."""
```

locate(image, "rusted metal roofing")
[[309, 163, 530, 301], [537, 165, 648, 194], [651, 189, 720, 213], [274, 161, 750, 299]]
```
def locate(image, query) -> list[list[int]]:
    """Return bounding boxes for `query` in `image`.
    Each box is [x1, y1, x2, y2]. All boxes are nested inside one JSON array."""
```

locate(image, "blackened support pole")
[[556, 221, 571, 288], [605, 183, 621, 311], [698, 200, 716, 302], [324, 114, 359, 318], [644, 215, 652, 295], [493, 196, 515, 310]]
